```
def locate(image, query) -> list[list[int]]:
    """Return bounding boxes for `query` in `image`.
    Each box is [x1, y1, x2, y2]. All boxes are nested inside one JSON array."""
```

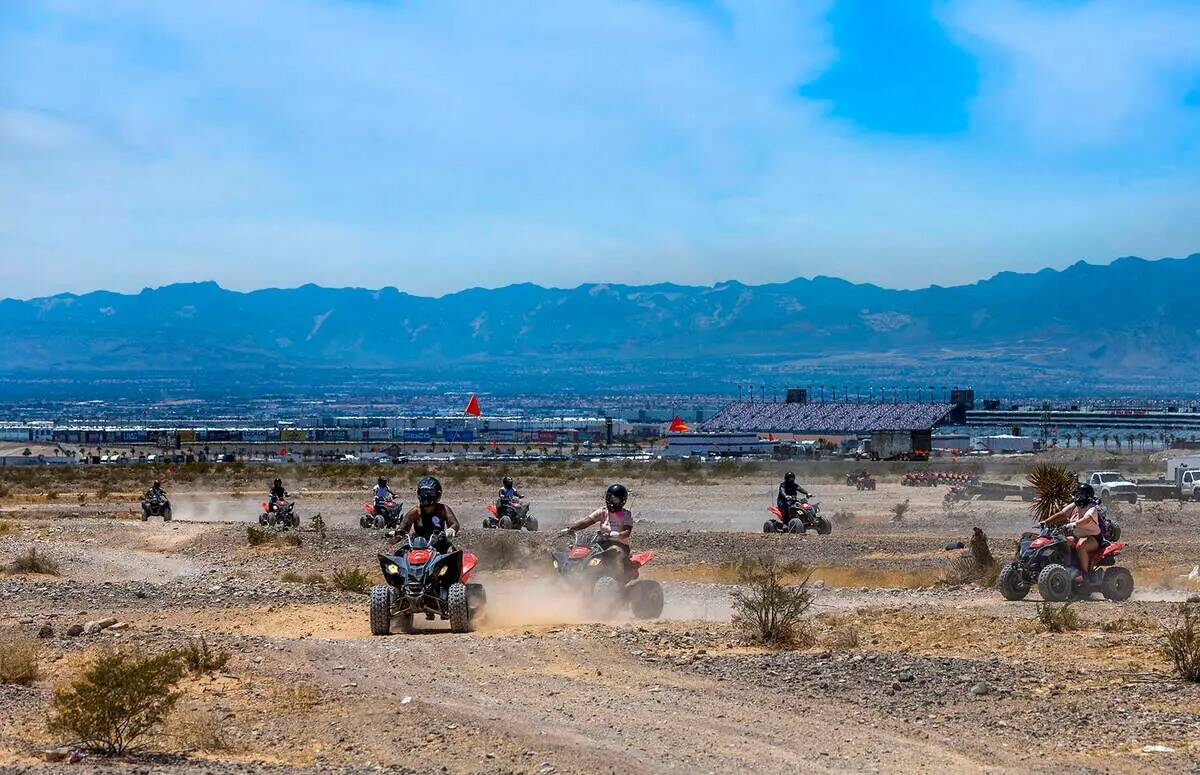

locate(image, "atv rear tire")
[[1104, 521, 1122, 542], [787, 518, 804, 534], [1101, 567, 1133, 601], [997, 562, 1030, 601], [361, 514, 374, 529], [629, 579, 664, 619], [1037, 564, 1073, 602], [448, 582, 472, 633], [525, 517, 539, 532], [815, 517, 832, 535], [762, 520, 775, 533], [369, 585, 394, 636], [499, 516, 513, 530]]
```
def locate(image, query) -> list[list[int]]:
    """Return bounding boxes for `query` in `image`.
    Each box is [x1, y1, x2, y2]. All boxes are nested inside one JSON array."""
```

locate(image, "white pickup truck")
[[1086, 471, 1138, 504]]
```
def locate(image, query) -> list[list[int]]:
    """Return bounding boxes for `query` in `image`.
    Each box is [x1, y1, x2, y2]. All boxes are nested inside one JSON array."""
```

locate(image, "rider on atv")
[[398, 476, 460, 553], [1042, 483, 1103, 582], [561, 484, 634, 572], [268, 478, 288, 513], [776, 472, 810, 518], [374, 476, 397, 509], [145, 480, 168, 502], [497, 475, 523, 517]]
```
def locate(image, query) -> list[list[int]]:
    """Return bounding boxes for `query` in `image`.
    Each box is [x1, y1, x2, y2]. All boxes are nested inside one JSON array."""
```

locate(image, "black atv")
[[996, 524, 1133, 603], [141, 494, 172, 522], [483, 498, 539, 531], [370, 533, 486, 635], [259, 499, 299, 528], [551, 530, 663, 619], [361, 499, 404, 529], [763, 497, 831, 535]]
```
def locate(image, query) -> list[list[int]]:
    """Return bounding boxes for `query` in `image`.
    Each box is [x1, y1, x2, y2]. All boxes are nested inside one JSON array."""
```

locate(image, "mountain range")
[[3, 254, 1198, 395]]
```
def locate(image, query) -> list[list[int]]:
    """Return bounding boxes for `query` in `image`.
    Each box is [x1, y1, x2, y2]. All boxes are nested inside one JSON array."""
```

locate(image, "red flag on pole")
[[464, 394, 481, 417], [669, 416, 690, 433]]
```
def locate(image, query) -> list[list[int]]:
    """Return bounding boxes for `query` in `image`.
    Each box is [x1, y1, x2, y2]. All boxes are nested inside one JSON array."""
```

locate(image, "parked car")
[[1086, 471, 1138, 504]]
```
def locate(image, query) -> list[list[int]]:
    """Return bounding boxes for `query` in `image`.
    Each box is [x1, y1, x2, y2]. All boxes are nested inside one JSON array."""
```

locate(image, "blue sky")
[[2, 0, 1199, 298]]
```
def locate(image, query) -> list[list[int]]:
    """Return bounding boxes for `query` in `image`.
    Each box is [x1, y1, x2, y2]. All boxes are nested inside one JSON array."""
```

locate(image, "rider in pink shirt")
[[562, 484, 634, 558]]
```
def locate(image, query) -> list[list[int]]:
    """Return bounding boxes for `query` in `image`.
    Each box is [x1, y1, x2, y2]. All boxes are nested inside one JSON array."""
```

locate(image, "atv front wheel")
[[258, 513, 269, 526], [1037, 564, 1073, 602], [1104, 521, 1122, 542], [787, 518, 804, 534], [1101, 567, 1134, 601], [163, 506, 172, 522], [762, 520, 775, 533], [592, 575, 623, 615], [525, 516, 539, 532], [141, 509, 149, 522], [815, 517, 832, 535], [629, 579, 664, 619], [996, 562, 1030, 601], [361, 514, 374, 529], [499, 516, 513, 530], [369, 585, 394, 636], [448, 582, 472, 633]]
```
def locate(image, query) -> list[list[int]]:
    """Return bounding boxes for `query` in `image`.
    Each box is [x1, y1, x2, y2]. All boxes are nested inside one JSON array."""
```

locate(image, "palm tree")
[[1089, 436, 1097, 448], [1125, 433, 1136, 452], [1137, 432, 1147, 450], [1075, 431, 1085, 449], [1102, 433, 1110, 449]]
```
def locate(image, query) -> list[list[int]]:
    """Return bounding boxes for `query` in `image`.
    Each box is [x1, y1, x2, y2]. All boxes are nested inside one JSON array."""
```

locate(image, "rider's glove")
[[558, 528, 572, 535], [444, 527, 457, 539]]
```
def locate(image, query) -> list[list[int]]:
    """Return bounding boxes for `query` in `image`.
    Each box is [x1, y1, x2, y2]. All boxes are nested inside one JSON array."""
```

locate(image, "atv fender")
[[462, 551, 478, 582]]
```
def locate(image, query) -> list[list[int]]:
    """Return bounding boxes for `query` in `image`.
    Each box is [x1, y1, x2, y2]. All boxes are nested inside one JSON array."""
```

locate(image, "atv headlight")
[[587, 557, 602, 567], [438, 566, 448, 577], [386, 563, 400, 576]]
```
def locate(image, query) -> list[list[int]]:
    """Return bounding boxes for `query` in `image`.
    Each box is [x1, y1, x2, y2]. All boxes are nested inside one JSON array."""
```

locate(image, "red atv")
[[370, 533, 486, 634], [764, 497, 832, 535], [997, 524, 1133, 602], [483, 498, 538, 531], [361, 499, 404, 529], [551, 530, 663, 619]]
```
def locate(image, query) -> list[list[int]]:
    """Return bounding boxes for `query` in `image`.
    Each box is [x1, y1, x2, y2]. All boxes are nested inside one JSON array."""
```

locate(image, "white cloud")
[[945, 0, 1200, 150]]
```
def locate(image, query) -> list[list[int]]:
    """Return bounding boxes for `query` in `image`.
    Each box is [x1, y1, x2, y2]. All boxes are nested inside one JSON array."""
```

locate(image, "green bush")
[[330, 567, 371, 594], [731, 557, 815, 648], [176, 637, 230, 675], [1036, 602, 1079, 633], [48, 649, 185, 754], [1162, 603, 1200, 682], [246, 526, 270, 546]]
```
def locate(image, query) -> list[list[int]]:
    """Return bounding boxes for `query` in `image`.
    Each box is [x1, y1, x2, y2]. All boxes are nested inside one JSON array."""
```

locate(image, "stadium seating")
[[699, 401, 953, 434]]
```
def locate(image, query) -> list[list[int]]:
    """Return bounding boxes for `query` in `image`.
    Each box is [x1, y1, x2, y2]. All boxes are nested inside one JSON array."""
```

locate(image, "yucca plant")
[[1027, 463, 1078, 523]]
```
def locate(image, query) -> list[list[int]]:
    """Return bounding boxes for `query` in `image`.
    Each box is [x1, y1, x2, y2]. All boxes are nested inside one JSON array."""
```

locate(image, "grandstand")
[[699, 401, 954, 435]]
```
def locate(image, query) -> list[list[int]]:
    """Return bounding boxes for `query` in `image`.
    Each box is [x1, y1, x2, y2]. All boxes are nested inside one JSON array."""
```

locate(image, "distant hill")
[[2, 254, 1198, 394]]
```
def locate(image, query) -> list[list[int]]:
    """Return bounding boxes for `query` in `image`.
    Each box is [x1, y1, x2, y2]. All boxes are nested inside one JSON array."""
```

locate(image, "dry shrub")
[[826, 624, 860, 650], [0, 520, 11, 534], [731, 557, 815, 648], [1161, 603, 1200, 682], [942, 527, 999, 586], [0, 629, 41, 685], [1036, 602, 1079, 633], [170, 708, 231, 752], [891, 499, 910, 523], [48, 648, 185, 754], [176, 637, 230, 675], [277, 532, 303, 547], [5, 547, 61, 576], [330, 567, 371, 594], [0, 483, 11, 498]]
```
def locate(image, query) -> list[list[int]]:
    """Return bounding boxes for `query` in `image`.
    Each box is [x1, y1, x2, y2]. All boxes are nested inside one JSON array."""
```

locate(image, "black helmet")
[[784, 471, 795, 482], [273, 478, 282, 487], [152, 480, 161, 488], [417, 476, 442, 507], [378, 476, 388, 487], [502, 476, 513, 488], [605, 483, 628, 512], [1073, 482, 1095, 505]]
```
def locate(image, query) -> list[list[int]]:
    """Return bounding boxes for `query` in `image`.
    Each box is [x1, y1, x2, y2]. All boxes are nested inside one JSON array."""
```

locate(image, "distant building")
[[663, 432, 773, 457]]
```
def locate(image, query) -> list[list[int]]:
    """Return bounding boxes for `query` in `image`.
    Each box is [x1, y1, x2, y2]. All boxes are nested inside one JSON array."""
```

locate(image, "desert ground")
[[2, 459, 1199, 773]]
